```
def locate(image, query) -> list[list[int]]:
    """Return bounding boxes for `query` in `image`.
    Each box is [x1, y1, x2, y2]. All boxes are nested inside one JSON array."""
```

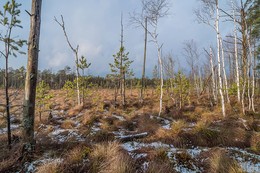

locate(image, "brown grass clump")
[[135, 114, 161, 134], [91, 130, 115, 143], [59, 145, 89, 172], [170, 120, 187, 136], [82, 114, 99, 126], [250, 132, 260, 153], [36, 162, 60, 173], [61, 120, 75, 129], [146, 148, 175, 173], [68, 105, 83, 117], [208, 148, 244, 173], [89, 142, 135, 173]]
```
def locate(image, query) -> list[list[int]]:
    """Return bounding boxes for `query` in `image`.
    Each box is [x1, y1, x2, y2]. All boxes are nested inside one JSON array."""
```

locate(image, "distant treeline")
[[0, 66, 156, 89]]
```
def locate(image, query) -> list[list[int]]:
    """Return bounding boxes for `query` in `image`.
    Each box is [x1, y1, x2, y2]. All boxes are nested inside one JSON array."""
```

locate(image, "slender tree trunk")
[[23, 0, 42, 152], [54, 16, 81, 105], [120, 14, 125, 106], [5, 57, 11, 149], [156, 41, 163, 116], [141, 17, 148, 103], [75, 50, 81, 105], [241, 3, 247, 115], [220, 36, 230, 103], [210, 47, 217, 104], [251, 42, 255, 112], [216, 0, 225, 117]]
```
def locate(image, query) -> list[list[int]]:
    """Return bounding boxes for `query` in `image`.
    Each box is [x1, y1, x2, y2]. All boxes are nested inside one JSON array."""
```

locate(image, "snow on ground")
[[121, 140, 260, 173], [227, 147, 260, 173], [48, 126, 85, 143], [19, 157, 63, 173], [90, 122, 102, 135], [0, 124, 20, 134], [150, 115, 172, 130]]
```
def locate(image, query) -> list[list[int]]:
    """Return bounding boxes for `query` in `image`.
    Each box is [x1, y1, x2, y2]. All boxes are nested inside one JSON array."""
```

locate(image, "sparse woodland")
[[0, 0, 260, 173]]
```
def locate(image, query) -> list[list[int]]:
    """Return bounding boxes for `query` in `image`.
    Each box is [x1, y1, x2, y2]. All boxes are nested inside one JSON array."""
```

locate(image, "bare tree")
[[195, 0, 226, 117], [131, 0, 170, 116], [22, 0, 42, 153], [182, 39, 200, 102], [231, 0, 241, 103], [54, 15, 81, 105]]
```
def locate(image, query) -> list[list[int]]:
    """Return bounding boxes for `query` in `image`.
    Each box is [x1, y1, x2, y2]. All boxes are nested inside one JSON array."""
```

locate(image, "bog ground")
[[0, 89, 259, 173]]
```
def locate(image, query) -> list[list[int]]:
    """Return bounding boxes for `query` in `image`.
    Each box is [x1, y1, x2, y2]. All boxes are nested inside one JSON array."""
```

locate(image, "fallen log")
[[116, 132, 148, 142]]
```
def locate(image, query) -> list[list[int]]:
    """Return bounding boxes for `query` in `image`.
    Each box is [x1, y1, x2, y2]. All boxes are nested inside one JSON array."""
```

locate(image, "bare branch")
[[54, 15, 77, 54]]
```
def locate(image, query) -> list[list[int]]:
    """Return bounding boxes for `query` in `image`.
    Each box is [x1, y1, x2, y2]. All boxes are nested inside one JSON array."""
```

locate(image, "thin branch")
[[54, 15, 77, 54]]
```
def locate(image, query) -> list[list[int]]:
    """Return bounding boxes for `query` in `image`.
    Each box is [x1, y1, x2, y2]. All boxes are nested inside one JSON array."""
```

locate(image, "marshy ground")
[[0, 89, 259, 173]]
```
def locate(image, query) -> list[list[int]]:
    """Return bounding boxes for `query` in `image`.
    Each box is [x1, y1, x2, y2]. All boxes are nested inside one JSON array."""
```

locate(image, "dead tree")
[[22, 0, 42, 152], [54, 15, 81, 105], [131, 0, 170, 116]]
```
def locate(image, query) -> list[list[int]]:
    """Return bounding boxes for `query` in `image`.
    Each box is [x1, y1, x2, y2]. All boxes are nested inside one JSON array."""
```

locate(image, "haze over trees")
[[0, 0, 259, 172]]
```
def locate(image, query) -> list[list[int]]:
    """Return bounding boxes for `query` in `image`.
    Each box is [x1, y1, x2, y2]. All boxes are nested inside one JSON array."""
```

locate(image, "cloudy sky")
[[0, 0, 233, 77]]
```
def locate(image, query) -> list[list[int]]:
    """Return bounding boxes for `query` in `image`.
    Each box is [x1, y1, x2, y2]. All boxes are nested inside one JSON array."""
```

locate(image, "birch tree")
[[231, 0, 241, 103], [131, 0, 170, 116], [22, 0, 42, 153], [195, 0, 226, 117]]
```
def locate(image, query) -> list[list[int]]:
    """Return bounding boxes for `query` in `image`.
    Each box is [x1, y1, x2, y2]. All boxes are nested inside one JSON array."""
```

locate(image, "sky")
[[0, 0, 233, 77]]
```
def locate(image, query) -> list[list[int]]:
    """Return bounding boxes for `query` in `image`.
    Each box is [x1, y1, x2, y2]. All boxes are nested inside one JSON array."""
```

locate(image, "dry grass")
[[250, 132, 260, 153], [61, 120, 75, 129], [59, 145, 89, 173], [135, 114, 161, 134], [68, 104, 83, 117], [146, 148, 175, 173], [91, 130, 115, 143], [36, 162, 60, 173], [170, 120, 187, 136], [82, 113, 99, 126], [89, 142, 135, 173], [208, 148, 244, 173]]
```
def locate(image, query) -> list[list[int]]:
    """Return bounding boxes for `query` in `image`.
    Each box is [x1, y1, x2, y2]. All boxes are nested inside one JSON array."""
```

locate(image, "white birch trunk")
[[210, 47, 217, 103], [220, 36, 230, 103], [216, 0, 225, 117], [156, 41, 163, 116], [232, 0, 241, 103]]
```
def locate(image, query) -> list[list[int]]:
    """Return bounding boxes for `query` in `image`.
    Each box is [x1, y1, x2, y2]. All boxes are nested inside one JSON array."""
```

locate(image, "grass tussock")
[[89, 142, 135, 173], [68, 105, 83, 117], [36, 162, 60, 173], [59, 145, 89, 173], [146, 148, 175, 173], [91, 130, 115, 143], [136, 114, 161, 134], [61, 120, 75, 129], [170, 120, 187, 136], [82, 114, 99, 126], [250, 132, 260, 153], [208, 148, 244, 173]]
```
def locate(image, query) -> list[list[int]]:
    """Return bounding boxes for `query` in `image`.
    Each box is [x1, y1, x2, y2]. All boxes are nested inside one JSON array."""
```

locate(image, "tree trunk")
[[140, 17, 148, 103], [210, 47, 217, 104], [22, 0, 42, 152], [5, 57, 11, 149], [156, 41, 163, 116], [220, 36, 230, 103], [216, 0, 225, 117], [241, 4, 247, 115], [120, 14, 125, 106], [75, 50, 81, 105]]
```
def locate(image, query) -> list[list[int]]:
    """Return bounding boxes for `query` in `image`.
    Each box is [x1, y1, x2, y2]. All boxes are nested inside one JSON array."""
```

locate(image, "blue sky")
[[0, 0, 233, 77]]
